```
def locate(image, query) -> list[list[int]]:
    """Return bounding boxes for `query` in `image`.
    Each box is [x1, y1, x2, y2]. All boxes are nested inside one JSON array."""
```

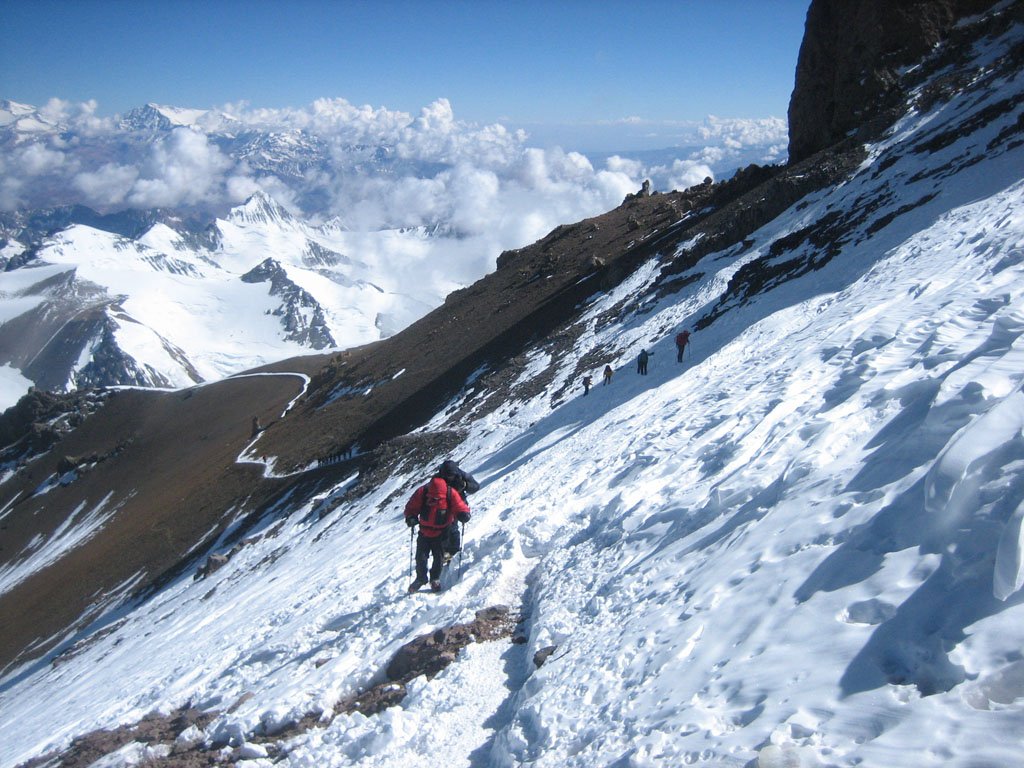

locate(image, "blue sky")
[[1, 0, 809, 150]]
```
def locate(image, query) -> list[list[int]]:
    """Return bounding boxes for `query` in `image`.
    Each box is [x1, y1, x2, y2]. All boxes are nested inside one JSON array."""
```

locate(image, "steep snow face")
[[3, 13, 1024, 768]]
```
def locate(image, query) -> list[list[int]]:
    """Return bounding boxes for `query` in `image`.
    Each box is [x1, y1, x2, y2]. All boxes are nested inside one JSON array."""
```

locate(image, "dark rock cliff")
[[788, 0, 1000, 163]]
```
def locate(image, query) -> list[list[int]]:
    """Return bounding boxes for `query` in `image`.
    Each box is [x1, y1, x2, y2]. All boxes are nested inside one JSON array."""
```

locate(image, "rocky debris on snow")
[[533, 645, 558, 668], [261, 606, 522, 728], [384, 605, 519, 683], [17, 706, 218, 768], [194, 525, 286, 582], [23, 607, 522, 767], [194, 553, 229, 580]]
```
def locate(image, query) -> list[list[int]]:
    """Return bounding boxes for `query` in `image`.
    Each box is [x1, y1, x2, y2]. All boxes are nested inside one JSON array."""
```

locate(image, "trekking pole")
[[409, 526, 415, 579], [458, 521, 466, 579]]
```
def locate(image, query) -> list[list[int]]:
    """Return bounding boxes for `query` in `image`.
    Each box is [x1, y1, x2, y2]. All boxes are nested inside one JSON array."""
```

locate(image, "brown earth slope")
[[0, 375, 306, 670]]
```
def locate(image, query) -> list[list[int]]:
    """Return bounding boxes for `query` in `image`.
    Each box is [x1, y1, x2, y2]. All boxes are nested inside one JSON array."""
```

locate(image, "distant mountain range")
[[0, 99, 784, 220], [0, 191, 439, 404], [0, 98, 787, 408]]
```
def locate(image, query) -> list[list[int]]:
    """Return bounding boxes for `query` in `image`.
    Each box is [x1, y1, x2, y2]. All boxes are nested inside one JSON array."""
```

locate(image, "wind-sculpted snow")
[[3, 12, 1024, 768]]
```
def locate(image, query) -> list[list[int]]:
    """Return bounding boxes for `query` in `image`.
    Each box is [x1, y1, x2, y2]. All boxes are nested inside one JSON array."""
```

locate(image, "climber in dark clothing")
[[403, 461, 473, 592], [675, 330, 691, 362], [637, 349, 652, 375]]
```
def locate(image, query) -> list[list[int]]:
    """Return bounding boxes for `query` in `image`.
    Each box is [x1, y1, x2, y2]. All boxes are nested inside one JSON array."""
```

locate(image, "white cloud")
[[36, 98, 114, 135], [226, 173, 261, 203], [16, 143, 67, 175], [73, 163, 139, 208], [605, 155, 644, 178], [698, 115, 787, 147], [128, 128, 233, 208], [1, 98, 786, 278], [665, 159, 715, 191], [0, 176, 23, 210]]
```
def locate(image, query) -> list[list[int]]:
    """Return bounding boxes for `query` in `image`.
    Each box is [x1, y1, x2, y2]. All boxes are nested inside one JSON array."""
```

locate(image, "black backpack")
[[438, 459, 480, 495]]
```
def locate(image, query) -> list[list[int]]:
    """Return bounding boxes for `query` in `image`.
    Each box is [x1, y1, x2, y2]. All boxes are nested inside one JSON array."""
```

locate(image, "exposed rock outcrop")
[[0, 388, 109, 453], [241, 258, 336, 349], [788, 0, 999, 163]]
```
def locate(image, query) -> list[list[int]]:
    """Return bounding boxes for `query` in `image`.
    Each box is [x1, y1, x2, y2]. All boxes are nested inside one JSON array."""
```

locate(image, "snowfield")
[[3, 14, 1024, 768]]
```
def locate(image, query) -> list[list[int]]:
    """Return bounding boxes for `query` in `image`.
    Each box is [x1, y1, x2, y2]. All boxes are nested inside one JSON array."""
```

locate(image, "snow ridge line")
[[232, 372, 311, 478]]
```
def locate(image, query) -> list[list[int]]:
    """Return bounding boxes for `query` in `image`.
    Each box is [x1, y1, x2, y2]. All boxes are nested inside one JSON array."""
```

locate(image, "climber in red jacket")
[[404, 463, 471, 592], [675, 329, 691, 363]]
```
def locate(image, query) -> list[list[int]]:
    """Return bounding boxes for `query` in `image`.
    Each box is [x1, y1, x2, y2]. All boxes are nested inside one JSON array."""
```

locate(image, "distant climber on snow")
[[603, 365, 613, 385], [637, 349, 652, 375], [404, 460, 474, 592], [675, 329, 691, 363], [582, 374, 593, 396]]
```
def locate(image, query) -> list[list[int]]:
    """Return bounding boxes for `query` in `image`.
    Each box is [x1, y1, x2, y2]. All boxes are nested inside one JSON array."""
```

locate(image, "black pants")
[[415, 534, 446, 581], [443, 524, 461, 555]]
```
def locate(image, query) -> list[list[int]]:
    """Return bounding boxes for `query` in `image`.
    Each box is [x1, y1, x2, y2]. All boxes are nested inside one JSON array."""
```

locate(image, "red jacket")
[[675, 331, 690, 347], [404, 477, 471, 538]]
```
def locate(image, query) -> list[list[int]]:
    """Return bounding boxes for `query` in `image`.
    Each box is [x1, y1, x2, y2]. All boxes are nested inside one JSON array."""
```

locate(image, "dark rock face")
[[241, 258, 336, 349], [788, 0, 998, 163], [0, 388, 108, 453], [73, 317, 175, 390]]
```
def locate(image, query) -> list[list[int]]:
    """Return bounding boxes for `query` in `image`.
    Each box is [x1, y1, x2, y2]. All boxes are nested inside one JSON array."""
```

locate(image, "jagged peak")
[[118, 103, 207, 132], [240, 256, 285, 283], [226, 191, 295, 226]]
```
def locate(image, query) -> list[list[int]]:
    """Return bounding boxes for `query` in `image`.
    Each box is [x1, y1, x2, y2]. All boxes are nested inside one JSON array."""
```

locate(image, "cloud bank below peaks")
[[1, 97, 786, 261]]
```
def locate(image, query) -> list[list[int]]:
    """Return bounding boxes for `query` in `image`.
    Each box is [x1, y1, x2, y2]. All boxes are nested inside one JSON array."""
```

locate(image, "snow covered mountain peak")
[[225, 191, 297, 228], [0, 99, 59, 138], [117, 102, 208, 132], [0, 181, 457, 406], [0, 99, 35, 125]]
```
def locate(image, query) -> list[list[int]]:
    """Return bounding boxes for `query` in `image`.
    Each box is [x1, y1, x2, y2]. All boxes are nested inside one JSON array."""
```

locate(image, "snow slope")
[[2, 12, 1024, 768]]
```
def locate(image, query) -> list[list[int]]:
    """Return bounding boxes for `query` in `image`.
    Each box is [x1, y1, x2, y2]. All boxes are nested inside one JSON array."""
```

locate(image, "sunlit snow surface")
[[4, 24, 1024, 768]]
